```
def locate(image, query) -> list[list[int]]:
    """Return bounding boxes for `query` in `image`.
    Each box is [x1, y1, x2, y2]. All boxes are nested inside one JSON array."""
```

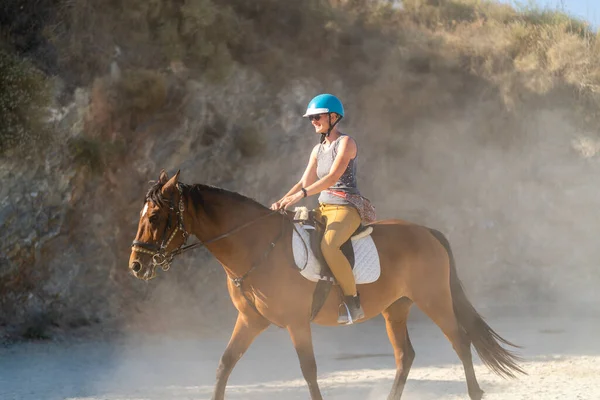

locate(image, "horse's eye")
[[148, 214, 159, 224]]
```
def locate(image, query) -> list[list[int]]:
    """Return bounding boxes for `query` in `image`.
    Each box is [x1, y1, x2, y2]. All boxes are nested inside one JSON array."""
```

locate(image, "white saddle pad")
[[292, 223, 381, 284]]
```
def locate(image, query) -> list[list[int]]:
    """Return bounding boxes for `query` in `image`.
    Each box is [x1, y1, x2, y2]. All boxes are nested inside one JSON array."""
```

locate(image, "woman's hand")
[[270, 201, 282, 210], [279, 191, 304, 210]]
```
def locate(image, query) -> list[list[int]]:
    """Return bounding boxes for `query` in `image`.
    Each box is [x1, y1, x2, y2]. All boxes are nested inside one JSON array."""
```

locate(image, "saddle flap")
[[292, 222, 381, 285]]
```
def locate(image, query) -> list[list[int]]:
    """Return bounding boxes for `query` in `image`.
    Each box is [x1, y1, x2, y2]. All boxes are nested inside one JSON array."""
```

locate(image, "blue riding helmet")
[[303, 94, 345, 118]]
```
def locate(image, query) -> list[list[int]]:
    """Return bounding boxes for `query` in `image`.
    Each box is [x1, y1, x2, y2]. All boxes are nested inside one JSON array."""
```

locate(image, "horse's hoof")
[[469, 388, 484, 400]]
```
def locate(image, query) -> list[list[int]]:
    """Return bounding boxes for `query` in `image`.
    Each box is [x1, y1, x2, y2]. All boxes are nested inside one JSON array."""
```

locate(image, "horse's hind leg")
[[288, 323, 323, 400], [212, 312, 270, 400], [382, 297, 415, 400], [416, 292, 484, 400]]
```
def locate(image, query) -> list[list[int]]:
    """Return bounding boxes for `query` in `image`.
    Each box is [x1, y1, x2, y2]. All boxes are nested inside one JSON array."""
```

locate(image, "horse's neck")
[[186, 187, 278, 276]]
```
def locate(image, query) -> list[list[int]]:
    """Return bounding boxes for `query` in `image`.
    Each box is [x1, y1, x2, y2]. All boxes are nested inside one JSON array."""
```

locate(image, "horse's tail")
[[428, 228, 526, 378]]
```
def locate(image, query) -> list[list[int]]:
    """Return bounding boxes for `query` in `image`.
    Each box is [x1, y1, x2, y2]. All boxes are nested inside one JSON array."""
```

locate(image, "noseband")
[[131, 184, 189, 276]]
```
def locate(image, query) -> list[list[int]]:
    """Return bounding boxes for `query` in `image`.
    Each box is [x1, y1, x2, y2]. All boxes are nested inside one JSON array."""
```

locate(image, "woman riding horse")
[[271, 94, 368, 325], [128, 99, 524, 399]]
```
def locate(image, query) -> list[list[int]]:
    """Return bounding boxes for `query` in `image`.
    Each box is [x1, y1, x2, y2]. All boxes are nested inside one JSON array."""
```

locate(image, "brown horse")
[[129, 170, 524, 400]]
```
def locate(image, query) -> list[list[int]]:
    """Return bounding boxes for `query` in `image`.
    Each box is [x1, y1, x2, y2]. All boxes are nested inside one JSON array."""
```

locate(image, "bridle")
[[131, 184, 189, 277], [131, 183, 283, 279]]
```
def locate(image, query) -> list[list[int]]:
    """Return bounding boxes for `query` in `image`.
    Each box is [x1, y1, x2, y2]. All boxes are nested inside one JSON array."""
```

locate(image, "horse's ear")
[[161, 170, 180, 195], [159, 169, 169, 185]]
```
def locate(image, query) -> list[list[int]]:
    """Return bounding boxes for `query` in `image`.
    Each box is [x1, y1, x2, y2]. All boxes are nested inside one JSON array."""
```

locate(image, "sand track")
[[1, 315, 597, 400]]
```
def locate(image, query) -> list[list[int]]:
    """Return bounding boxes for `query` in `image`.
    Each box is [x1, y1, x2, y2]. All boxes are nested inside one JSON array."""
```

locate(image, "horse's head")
[[129, 170, 189, 280]]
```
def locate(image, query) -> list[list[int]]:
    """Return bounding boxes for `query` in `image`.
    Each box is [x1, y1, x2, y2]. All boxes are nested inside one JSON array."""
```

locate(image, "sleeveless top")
[[316, 134, 360, 206]]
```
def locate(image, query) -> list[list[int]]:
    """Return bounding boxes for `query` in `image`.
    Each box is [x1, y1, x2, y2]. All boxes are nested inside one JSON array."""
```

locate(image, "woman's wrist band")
[[301, 188, 308, 198]]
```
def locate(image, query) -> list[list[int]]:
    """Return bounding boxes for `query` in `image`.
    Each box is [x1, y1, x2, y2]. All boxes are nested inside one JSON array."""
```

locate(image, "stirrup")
[[337, 295, 365, 325]]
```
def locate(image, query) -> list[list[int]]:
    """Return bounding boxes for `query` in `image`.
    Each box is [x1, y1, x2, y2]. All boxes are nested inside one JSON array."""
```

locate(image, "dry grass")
[[375, 0, 600, 131], [3, 0, 600, 154]]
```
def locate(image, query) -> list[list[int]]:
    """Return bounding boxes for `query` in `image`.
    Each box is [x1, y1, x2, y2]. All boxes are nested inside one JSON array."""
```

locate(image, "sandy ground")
[[0, 313, 598, 400]]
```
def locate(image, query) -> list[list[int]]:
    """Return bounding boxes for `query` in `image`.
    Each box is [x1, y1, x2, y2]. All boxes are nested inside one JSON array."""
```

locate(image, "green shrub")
[[115, 69, 167, 117], [0, 49, 51, 155], [67, 137, 105, 173], [67, 136, 127, 174]]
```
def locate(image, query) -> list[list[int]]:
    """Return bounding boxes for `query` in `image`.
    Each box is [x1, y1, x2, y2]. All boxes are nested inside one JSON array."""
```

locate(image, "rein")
[[172, 208, 282, 256]]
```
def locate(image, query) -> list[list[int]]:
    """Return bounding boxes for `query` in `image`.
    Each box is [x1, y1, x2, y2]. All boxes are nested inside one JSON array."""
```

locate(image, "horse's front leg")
[[212, 312, 270, 400], [288, 322, 323, 400]]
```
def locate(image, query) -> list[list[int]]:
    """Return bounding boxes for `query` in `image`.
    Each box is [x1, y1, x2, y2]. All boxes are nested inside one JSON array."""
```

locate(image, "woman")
[[271, 94, 366, 325]]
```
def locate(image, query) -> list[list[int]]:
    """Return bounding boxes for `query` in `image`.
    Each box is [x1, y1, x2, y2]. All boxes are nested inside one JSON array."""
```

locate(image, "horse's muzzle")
[[129, 260, 157, 281]]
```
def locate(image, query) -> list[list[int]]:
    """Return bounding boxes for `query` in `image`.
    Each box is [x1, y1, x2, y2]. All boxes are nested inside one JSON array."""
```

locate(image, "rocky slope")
[[2, 0, 599, 339]]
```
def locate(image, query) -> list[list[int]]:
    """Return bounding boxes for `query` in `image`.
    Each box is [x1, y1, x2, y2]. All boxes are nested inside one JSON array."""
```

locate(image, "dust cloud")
[[100, 75, 600, 399], [65, 6, 600, 400], [110, 36, 600, 400], [350, 55, 600, 315]]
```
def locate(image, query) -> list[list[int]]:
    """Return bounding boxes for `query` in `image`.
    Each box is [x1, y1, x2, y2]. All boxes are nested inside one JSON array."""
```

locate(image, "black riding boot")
[[337, 294, 365, 325]]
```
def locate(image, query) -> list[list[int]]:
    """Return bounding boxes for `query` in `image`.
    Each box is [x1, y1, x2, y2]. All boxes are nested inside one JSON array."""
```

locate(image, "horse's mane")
[[145, 180, 268, 213]]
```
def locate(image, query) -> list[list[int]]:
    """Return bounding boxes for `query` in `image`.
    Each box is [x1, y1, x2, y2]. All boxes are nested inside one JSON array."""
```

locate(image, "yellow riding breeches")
[[316, 203, 361, 296]]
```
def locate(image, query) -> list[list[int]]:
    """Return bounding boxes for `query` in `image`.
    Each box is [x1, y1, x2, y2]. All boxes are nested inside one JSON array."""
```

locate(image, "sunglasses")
[[308, 114, 325, 122]]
